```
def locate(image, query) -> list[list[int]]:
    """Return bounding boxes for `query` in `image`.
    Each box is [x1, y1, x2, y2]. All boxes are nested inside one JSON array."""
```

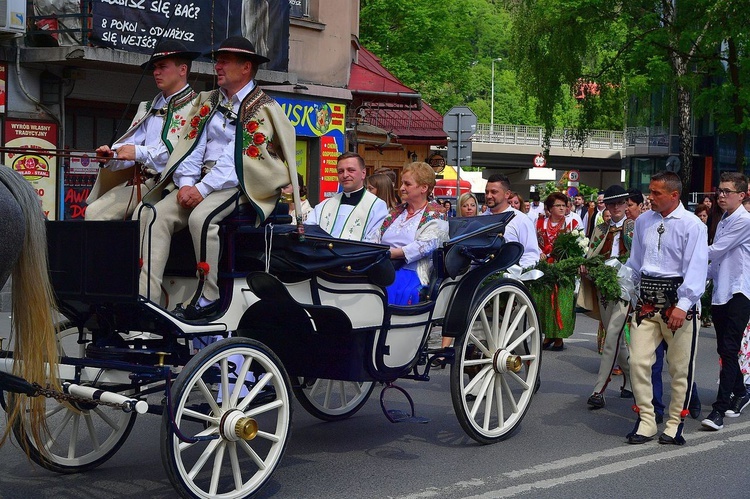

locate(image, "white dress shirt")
[[485, 206, 541, 268], [526, 202, 545, 222], [625, 203, 708, 312], [708, 207, 750, 305], [174, 81, 257, 197]]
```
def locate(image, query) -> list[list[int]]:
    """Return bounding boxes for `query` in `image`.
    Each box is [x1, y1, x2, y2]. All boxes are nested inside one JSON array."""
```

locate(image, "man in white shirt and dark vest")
[[482, 173, 541, 269], [701, 172, 750, 430], [139, 36, 297, 320], [625, 171, 708, 445], [86, 40, 199, 220], [305, 152, 388, 241], [580, 185, 634, 409]]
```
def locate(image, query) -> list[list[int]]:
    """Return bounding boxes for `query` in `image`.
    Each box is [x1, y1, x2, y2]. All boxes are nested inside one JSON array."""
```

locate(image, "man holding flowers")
[[579, 185, 635, 409]]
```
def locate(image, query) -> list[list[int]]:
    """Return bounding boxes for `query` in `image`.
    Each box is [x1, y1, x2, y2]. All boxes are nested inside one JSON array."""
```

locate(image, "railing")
[[472, 124, 624, 151]]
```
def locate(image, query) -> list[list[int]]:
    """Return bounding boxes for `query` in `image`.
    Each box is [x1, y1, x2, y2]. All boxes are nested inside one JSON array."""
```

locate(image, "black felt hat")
[[214, 36, 271, 65], [602, 184, 629, 203], [141, 40, 201, 70]]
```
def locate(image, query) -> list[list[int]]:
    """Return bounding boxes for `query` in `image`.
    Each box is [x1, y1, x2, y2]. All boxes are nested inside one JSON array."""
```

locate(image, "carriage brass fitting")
[[328, 243, 334, 250], [156, 351, 168, 367], [235, 417, 259, 440], [345, 265, 352, 272], [506, 355, 522, 373]]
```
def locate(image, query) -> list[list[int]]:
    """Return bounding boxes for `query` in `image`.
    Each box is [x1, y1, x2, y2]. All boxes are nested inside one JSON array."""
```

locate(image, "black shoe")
[[655, 413, 664, 424], [587, 393, 606, 409], [542, 340, 553, 350], [549, 341, 564, 352], [620, 389, 634, 399], [725, 393, 750, 418], [173, 300, 220, 320], [689, 403, 701, 419], [658, 433, 684, 445], [430, 357, 447, 369], [627, 434, 654, 445], [701, 410, 724, 430]]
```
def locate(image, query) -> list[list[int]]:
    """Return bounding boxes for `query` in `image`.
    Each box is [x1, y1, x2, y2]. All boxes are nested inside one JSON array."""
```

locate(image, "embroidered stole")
[[319, 191, 379, 240]]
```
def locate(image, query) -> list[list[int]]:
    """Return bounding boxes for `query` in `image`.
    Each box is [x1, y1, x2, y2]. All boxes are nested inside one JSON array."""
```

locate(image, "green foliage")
[[536, 181, 598, 201], [525, 257, 585, 293], [585, 257, 623, 303]]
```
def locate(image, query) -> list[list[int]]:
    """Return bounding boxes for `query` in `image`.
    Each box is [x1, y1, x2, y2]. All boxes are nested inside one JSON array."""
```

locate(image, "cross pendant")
[[657, 222, 665, 250]]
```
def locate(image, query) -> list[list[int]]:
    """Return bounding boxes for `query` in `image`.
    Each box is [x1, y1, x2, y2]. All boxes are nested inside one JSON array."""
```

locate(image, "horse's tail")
[[0, 166, 59, 451]]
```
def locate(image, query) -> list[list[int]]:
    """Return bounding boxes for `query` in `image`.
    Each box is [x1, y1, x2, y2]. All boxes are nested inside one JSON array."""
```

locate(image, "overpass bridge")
[[464, 123, 625, 191]]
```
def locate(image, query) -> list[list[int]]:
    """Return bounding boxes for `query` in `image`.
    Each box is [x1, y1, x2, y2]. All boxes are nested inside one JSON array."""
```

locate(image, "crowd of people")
[[85, 34, 750, 447]]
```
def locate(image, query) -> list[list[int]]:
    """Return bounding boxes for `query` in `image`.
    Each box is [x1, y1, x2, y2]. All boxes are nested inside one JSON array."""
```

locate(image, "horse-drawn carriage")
[[0, 181, 542, 498]]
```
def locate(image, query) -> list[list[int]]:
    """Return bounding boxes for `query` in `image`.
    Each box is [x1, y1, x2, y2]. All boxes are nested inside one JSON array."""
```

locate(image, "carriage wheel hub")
[[220, 409, 258, 441], [492, 350, 522, 374]]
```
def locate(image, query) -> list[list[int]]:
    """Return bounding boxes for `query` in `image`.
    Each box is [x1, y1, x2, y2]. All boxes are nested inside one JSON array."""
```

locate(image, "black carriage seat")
[[163, 202, 293, 277], [424, 212, 522, 300], [245, 271, 353, 335]]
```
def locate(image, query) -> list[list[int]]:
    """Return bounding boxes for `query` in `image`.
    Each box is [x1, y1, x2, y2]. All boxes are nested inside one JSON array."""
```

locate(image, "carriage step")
[[379, 382, 429, 424]]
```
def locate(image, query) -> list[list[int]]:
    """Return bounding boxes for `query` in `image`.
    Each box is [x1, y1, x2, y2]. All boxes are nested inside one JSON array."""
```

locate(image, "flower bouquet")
[[527, 228, 589, 339]]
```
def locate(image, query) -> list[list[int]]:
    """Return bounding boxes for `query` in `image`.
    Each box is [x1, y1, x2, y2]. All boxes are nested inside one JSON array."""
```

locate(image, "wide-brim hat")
[[213, 36, 271, 65], [141, 40, 201, 70], [602, 184, 629, 203]]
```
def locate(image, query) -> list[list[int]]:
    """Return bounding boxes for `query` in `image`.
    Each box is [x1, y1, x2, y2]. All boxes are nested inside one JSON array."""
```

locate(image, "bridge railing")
[[472, 124, 624, 151]]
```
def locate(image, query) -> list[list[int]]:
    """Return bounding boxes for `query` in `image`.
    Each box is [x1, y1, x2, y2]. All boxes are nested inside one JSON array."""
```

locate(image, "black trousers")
[[711, 293, 750, 413]]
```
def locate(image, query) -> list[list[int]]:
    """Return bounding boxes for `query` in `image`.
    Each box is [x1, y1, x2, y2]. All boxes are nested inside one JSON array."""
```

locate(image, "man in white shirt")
[[625, 171, 708, 445], [701, 172, 750, 431], [305, 152, 388, 241], [526, 191, 545, 221], [86, 40, 199, 220], [586, 192, 606, 237], [140, 37, 297, 320], [565, 197, 583, 227], [483, 173, 540, 268]]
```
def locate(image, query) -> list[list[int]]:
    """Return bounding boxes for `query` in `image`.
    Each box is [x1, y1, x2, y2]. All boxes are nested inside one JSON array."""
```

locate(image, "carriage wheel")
[[450, 279, 541, 444], [161, 337, 292, 498], [56, 320, 88, 358], [294, 378, 374, 421], [8, 389, 137, 473]]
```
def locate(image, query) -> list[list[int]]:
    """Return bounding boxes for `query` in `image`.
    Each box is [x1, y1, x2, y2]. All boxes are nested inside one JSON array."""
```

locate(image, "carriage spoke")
[[45, 403, 66, 419], [464, 365, 492, 395], [488, 295, 501, 351], [237, 372, 274, 412], [209, 441, 226, 496], [182, 407, 217, 424], [92, 406, 120, 430], [229, 356, 254, 407], [83, 412, 102, 451], [498, 293, 516, 347], [245, 399, 283, 418], [483, 377, 496, 431], [187, 438, 222, 480], [495, 376, 505, 426], [505, 324, 535, 353], [502, 305, 530, 348], [197, 379, 222, 415], [507, 370, 530, 390], [467, 333, 492, 357], [500, 375, 520, 413], [239, 439, 266, 469], [178, 427, 220, 452], [255, 430, 281, 443], [469, 370, 494, 419], [68, 413, 81, 459], [227, 441, 243, 490], [220, 358, 231, 410]]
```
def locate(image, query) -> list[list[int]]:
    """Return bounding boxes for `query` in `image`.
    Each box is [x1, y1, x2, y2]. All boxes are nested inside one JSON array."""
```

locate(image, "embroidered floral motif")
[[187, 104, 212, 139], [380, 201, 445, 236], [243, 118, 267, 159], [169, 113, 187, 135]]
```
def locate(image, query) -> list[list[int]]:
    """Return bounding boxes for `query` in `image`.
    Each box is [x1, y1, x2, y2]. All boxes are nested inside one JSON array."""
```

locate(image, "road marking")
[[397, 420, 750, 499]]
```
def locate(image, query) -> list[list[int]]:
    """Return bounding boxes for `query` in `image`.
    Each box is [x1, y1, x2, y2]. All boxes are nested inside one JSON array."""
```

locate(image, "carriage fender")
[[441, 241, 523, 338]]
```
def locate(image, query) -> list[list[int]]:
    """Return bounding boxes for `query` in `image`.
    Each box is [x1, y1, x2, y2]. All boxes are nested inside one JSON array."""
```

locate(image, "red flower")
[[546, 257, 555, 264], [246, 145, 260, 158], [544, 245, 553, 255], [252, 132, 266, 145], [246, 121, 260, 133], [190, 116, 201, 127], [188, 130, 197, 139], [199, 105, 210, 117], [196, 262, 210, 275]]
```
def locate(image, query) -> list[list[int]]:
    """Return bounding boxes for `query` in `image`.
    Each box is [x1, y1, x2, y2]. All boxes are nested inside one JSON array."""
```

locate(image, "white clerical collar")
[[343, 187, 365, 198]]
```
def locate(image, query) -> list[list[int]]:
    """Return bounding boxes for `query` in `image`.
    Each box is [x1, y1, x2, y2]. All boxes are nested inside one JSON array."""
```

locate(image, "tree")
[[508, 0, 748, 194]]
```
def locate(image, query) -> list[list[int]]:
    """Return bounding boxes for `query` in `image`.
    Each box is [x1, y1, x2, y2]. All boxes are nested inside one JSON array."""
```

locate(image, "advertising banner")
[[64, 153, 99, 220], [0, 63, 6, 114], [274, 97, 346, 201], [3, 120, 58, 219], [90, 0, 289, 72]]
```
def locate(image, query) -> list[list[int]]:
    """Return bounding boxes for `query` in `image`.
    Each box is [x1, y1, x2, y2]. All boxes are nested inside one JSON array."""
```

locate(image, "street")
[[1, 312, 747, 499]]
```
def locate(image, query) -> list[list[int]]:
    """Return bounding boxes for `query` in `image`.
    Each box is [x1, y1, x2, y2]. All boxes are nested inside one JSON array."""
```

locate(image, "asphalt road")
[[1, 312, 748, 499]]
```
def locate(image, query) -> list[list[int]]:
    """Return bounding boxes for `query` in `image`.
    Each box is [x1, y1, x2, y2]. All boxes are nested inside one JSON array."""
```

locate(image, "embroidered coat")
[[144, 86, 296, 224], [87, 86, 196, 204]]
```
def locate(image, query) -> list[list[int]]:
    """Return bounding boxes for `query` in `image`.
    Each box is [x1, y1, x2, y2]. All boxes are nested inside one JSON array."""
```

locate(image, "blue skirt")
[[387, 268, 422, 306]]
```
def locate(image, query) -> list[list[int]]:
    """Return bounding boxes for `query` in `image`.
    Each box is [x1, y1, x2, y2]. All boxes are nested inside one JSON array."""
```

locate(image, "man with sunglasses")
[[701, 173, 750, 430]]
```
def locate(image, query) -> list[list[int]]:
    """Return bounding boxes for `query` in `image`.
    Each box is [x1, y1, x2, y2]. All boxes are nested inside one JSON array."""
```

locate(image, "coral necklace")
[[545, 217, 564, 243]]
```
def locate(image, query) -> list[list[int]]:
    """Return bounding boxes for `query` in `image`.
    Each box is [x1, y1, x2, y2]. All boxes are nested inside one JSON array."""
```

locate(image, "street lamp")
[[491, 57, 502, 133]]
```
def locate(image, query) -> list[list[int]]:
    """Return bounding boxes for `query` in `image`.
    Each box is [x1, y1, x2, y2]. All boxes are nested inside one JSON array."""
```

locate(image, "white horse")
[[0, 166, 59, 453]]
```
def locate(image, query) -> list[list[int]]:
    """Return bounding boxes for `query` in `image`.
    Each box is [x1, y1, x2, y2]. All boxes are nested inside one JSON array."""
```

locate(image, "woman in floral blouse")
[[376, 162, 449, 305]]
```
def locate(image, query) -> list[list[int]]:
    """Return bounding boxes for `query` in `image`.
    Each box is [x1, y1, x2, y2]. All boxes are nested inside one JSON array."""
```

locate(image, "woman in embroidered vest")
[[536, 191, 580, 262], [376, 162, 449, 306]]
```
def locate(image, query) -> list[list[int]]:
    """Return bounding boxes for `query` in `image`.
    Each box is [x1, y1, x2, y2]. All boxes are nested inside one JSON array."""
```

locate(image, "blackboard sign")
[[90, 0, 289, 72]]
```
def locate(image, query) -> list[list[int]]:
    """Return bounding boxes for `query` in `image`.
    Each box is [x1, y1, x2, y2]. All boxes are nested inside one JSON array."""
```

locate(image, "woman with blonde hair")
[[366, 173, 398, 209], [458, 192, 478, 217], [376, 162, 449, 305]]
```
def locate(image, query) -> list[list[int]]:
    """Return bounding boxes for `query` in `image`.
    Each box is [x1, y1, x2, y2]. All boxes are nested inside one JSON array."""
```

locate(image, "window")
[[289, 0, 309, 18]]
